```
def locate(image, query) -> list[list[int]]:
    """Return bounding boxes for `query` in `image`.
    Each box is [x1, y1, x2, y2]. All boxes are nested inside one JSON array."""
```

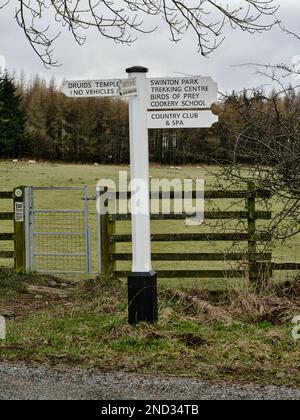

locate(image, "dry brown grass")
[[162, 278, 300, 325]]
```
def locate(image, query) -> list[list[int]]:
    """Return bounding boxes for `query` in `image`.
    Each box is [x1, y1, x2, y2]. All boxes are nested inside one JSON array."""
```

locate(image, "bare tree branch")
[[0, 1, 280, 66], [214, 66, 300, 244]]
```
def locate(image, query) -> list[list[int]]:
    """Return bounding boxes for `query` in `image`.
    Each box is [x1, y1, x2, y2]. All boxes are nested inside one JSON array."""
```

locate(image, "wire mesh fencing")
[[28, 187, 91, 274]]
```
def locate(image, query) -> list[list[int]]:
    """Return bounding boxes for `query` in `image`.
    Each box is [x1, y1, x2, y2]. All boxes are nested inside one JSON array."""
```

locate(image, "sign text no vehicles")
[[61, 79, 120, 98]]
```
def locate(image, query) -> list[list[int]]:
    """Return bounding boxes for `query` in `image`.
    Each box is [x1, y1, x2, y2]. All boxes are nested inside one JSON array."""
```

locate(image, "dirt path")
[[0, 362, 299, 400]]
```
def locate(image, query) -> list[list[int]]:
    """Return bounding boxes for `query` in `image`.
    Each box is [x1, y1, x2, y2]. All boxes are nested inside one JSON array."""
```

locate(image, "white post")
[[126, 66, 157, 325], [127, 66, 152, 273]]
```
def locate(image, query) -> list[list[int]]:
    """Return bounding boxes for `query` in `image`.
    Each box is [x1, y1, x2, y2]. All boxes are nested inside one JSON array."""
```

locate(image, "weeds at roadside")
[[0, 270, 299, 387]]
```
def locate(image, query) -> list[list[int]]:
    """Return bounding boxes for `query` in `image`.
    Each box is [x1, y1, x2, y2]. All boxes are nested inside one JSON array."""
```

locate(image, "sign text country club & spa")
[[61, 76, 218, 129], [148, 111, 218, 128]]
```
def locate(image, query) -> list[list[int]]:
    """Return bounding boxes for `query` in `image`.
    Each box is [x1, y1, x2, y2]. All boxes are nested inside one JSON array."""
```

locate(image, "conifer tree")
[[0, 72, 27, 157]]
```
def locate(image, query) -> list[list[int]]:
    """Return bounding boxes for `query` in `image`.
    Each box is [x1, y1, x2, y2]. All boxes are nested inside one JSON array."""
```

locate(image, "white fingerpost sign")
[[61, 79, 120, 97], [147, 76, 217, 110], [148, 110, 218, 129], [147, 76, 218, 130], [120, 77, 138, 97], [61, 67, 219, 325]]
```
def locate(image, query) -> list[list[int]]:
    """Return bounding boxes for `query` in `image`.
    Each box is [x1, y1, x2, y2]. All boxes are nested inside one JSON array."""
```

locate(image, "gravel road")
[[0, 362, 299, 400]]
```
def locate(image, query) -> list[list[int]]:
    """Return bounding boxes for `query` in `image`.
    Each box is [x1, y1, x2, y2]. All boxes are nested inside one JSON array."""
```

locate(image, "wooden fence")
[[100, 184, 280, 285], [0, 191, 15, 262], [1, 185, 299, 281]]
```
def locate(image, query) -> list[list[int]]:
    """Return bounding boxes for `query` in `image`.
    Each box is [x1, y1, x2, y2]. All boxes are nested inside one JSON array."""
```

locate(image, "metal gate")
[[26, 187, 91, 274]]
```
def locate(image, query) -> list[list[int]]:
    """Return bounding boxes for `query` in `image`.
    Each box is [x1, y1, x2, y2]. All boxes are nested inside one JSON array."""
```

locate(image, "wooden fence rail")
[[109, 232, 272, 243], [108, 190, 273, 200], [0, 192, 13, 199], [110, 211, 272, 221]]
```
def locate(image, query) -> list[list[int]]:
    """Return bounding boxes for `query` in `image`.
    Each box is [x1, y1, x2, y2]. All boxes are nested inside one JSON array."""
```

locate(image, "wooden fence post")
[[247, 182, 258, 287], [247, 183, 274, 289], [14, 186, 26, 274], [100, 188, 116, 275]]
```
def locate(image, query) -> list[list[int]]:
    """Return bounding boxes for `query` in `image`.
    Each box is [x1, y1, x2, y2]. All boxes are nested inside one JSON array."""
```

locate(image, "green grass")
[[0, 267, 74, 299], [0, 269, 26, 299], [0, 274, 299, 387]]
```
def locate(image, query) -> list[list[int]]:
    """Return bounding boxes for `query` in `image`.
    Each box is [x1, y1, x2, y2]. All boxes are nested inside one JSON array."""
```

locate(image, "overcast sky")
[[0, 0, 300, 92]]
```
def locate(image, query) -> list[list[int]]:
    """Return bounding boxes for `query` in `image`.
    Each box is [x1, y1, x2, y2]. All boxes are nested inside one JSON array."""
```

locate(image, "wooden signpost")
[[61, 67, 218, 324]]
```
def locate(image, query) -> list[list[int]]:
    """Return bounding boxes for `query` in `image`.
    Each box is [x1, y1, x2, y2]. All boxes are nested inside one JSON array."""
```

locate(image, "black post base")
[[127, 271, 158, 325]]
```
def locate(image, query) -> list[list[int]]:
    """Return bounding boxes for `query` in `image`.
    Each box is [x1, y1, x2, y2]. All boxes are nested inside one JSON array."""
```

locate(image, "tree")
[[1, 1, 279, 66], [214, 70, 300, 243], [0, 73, 27, 158]]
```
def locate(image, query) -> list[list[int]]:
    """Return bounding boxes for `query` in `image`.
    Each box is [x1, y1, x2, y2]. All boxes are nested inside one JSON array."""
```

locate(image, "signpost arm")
[[126, 66, 158, 325]]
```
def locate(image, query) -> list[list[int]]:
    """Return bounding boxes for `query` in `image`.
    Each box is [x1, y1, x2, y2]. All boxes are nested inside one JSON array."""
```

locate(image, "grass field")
[[0, 160, 299, 288]]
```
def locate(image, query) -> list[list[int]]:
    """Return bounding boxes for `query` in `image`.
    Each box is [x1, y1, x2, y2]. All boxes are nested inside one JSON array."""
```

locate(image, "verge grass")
[[0, 272, 299, 387]]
